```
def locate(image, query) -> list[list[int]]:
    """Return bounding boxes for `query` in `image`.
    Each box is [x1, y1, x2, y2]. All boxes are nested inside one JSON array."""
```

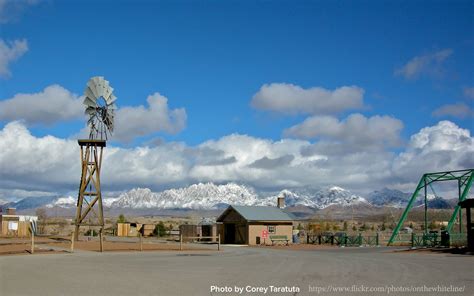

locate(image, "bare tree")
[[35, 208, 47, 234]]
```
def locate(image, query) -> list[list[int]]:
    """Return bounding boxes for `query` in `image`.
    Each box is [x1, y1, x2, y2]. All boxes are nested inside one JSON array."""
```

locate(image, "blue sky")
[[0, 0, 473, 198]]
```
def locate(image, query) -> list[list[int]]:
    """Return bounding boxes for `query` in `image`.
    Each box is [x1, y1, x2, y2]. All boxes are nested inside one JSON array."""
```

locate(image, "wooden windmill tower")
[[74, 77, 117, 241]]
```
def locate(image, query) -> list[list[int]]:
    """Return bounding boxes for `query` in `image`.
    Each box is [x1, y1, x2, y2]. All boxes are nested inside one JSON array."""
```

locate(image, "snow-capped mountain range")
[[110, 184, 369, 210], [1, 182, 457, 211], [3, 183, 370, 211]]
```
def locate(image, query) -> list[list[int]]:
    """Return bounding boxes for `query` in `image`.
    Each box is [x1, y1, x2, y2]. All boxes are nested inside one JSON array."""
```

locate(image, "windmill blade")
[[85, 106, 96, 116], [102, 79, 110, 90], [83, 76, 117, 141], [93, 77, 105, 98], [84, 87, 96, 102], [104, 112, 114, 130], [106, 101, 117, 109], [87, 111, 98, 123], [105, 112, 114, 123], [106, 94, 117, 105], [87, 80, 99, 99], [83, 96, 97, 108], [103, 86, 113, 101]]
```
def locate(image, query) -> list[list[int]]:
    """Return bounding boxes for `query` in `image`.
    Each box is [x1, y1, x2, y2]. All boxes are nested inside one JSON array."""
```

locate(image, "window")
[[268, 225, 276, 234]]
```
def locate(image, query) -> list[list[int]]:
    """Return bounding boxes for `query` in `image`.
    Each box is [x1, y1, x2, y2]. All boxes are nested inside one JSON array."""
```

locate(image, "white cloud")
[[249, 155, 295, 169], [251, 83, 365, 115], [395, 49, 453, 80], [283, 113, 403, 150], [0, 38, 28, 78], [464, 87, 474, 100], [0, 86, 187, 141], [0, 120, 471, 198], [113, 92, 187, 142], [393, 121, 474, 182], [0, 0, 39, 24], [0, 121, 79, 191], [0, 85, 84, 124], [432, 102, 474, 119]]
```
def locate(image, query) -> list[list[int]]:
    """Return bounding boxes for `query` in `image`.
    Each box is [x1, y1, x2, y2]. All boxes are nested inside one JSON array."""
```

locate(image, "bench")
[[269, 235, 289, 246]]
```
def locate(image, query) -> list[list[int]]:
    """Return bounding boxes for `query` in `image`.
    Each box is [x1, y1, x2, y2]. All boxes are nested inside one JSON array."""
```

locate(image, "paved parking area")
[[0, 246, 472, 296]]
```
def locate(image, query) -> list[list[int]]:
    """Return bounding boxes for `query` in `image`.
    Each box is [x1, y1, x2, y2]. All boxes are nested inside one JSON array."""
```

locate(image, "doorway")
[[224, 223, 236, 244]]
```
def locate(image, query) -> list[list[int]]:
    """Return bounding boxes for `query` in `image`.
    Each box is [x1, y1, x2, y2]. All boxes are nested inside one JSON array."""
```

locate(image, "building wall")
[[1, 220, 30, 237], [141, 224, 155, 236], [220, 209, 245, 223], [0, 215, 35, 237], [248, 223, 293, 245], [117, 223, 131, 236], [179, 224, 199, 237]]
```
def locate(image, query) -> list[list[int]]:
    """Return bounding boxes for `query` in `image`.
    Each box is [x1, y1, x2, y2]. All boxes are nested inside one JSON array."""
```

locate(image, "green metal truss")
[[387, 169, 474, 246]]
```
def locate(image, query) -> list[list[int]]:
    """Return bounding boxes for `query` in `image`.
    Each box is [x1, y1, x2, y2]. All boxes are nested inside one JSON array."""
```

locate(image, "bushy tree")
[[324, 222, 331, 231], [428, 221, 437, 230], [343, 221, 348, 231], [154, 221, 166, 237], [117, 214, 126, 223], [85, 229, 98, 236]]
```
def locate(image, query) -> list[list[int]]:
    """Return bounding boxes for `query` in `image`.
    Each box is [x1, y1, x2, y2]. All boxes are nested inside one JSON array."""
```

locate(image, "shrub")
[[153, 221, 166, 237]]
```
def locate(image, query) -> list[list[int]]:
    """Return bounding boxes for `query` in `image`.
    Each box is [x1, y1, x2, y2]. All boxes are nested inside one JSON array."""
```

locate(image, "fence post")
[[218, 234, 220, 251], [99, 229, 104, 253], [411, 232, 415, 248], [70, 231, 75, 253], [139, 233, 143, 251], [31, 231, 35, 254], [180, 234, 183, 251]]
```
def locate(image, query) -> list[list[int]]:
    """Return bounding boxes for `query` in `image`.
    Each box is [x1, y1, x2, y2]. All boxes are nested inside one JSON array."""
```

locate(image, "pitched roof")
[[218, 205, 294, 222]]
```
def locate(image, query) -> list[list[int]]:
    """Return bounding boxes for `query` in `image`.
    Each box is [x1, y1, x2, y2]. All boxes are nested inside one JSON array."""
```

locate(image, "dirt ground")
[[0, 243, 64, 256], [50, 240, 213, 252], [0, 236, 215, 255]]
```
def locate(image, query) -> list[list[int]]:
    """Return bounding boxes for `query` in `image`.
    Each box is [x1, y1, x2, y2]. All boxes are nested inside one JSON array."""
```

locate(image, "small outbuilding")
[[179, 218, 218, 242], [0, 208, 37, 237], [116, 222, 156, 237], [216, 205, 294, 245]]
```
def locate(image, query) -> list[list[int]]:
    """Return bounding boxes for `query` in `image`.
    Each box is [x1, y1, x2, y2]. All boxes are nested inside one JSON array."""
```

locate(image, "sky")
[[0, 0, 473, 201]]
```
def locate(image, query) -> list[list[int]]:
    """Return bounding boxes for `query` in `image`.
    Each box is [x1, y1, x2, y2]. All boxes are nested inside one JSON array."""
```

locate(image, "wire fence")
[[306, 231, 468, 247]]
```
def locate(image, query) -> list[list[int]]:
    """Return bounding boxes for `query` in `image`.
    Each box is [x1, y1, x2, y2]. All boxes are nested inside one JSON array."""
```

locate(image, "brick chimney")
[[277, 197, 285, 209]]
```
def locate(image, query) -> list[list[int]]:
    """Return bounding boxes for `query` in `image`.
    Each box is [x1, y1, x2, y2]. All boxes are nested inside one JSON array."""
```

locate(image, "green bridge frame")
[[388, 169, 474, 246]]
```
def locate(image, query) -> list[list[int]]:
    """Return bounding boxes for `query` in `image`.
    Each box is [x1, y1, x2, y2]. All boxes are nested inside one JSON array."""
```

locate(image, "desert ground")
[[0, 243, 472, 296]]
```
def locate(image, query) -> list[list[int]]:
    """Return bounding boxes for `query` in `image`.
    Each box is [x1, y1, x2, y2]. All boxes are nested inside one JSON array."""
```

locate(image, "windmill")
[[74, 77, 116, 242]]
